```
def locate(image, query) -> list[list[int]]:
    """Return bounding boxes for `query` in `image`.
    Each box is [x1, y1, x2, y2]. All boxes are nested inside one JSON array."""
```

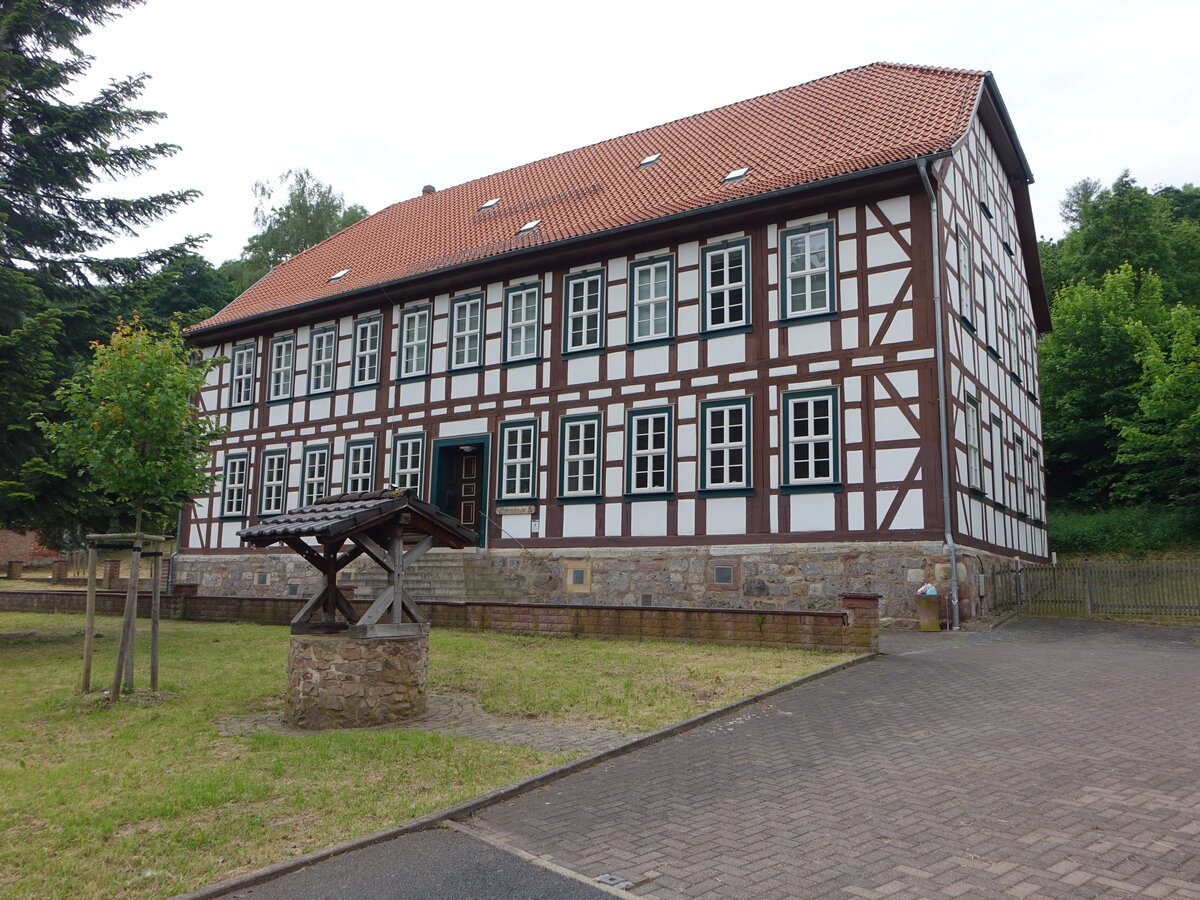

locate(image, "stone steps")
[[345, 550, 538, 605]]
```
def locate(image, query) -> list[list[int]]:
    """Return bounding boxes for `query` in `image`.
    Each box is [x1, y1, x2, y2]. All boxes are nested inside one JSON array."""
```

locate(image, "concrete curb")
[[173, 651, 875, 899]]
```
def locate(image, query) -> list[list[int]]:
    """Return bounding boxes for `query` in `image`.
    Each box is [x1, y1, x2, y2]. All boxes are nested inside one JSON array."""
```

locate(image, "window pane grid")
[[452, 298, 482, 368], [705, 404, 748, 488], [562, 419, 600, 495], [630, 412, 669, 492], [566, 275, 602, 351], [269, 340, 293, 400], [310, 331, 335, 392], [401, 309, 429, 377], [393, 437, 422, 492], [785, 229, 831, 316], [966, 399, 983, 491], [632, 261, 671, 340], [501, 424, 536, 498], [302, 448, 328, 506], [346, 443, 375, 493], [261, 453, 287, 514], [354, 320, 380, 385], [787, 397, 834, 483], [222, 457, 247, 516], [506, 289, 539, 360], [705, 246, 747, 329], [231, 347, 254, 405]]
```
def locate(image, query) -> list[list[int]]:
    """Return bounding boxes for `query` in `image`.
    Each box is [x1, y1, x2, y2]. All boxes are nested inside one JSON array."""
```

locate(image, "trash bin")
[[915, 595, 941, 631]]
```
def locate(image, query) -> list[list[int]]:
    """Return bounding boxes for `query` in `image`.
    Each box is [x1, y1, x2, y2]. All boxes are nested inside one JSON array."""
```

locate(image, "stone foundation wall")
[[286, 634, 428, 729], [171, 541, 985, 619]]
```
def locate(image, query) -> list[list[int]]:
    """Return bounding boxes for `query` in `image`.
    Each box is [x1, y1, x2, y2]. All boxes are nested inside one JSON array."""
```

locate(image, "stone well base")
[[285, 633, 428, 729]]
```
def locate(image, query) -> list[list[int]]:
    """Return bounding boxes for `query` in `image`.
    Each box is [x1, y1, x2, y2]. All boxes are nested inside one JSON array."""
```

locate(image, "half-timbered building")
[[178, 62, 1050, 620]]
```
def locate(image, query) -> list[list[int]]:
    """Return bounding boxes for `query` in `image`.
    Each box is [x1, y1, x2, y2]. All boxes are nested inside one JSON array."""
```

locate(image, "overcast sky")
[[77, 0, 1197, 268]]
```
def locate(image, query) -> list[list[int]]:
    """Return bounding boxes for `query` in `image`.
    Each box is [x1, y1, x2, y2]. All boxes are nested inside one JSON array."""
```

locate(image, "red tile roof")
[[196, 63, 987, 331]]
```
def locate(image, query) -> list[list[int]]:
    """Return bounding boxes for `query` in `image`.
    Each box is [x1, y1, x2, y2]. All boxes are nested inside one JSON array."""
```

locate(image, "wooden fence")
[[986, 559, 1200, 617]]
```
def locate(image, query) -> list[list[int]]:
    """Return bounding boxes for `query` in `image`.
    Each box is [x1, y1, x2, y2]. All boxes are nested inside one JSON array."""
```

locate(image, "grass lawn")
[[0, 611, 857, 899]]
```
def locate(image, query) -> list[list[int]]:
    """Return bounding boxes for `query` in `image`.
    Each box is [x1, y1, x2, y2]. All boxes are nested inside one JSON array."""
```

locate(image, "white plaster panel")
[[705, 497, 746, 535], [449, 373, 479, 399], [678, 423, 698, 459], [483, 369, 500, 396], [505, 515, 532, 540], [873, 406, 920, 443], [221, 521, 243, 549], [844, 409, 862, 443], [790, 492, 835, 532], [678, 305, 699, 336], [231, 410, 251, 432], [438, 417, 489, 437], [767, 254, 778, 287], [500, 365, 534, 394], [787, 322, 832, 356], [676, 341, 698, 371], [866, 231, 909, 268], [678, 395, 696, 419], [567, 354, 601, 386], [769, 496, 779, 533], [846, 450, 864, 484], [888, 370, 921, 398], [430, 347, 447, 373], [839, 276, 859, 311], [875, 308, 914, 344], [809, 361, 838, 373], [630, 501, 668, 537], [605, 466, 623, 496], [708, 333, 746, 365], [607, 350, 626, 380], [867, 269, 908, 306], [398, 382, 423, 407], [897, 348, 935, 361], [429, 379, 445, 403], [335, 367, 351, 391], [678, 241, 699, 268], [633, 346, 670, 377], [432, 318, 448, 345], [838, 238, 857, 274], [485, 337, 502, 367], [352, 391, 376, 415], [876, 195, 911, 225], [608, 257, 628, 282], [608, 282, 627, 313], [875, 446, 919, 482], [677, 499, 695, 536], [838, 207, 857, 233], [677, 268, 700, 309], [561, 504, 596, 538], [841, 317, 859, 350], [677, 460, 696, 494]]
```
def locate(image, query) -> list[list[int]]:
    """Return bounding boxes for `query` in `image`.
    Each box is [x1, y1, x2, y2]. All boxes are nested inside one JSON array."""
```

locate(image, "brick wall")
[[0, 530, 56, 565], [0, 590, 878, 652]]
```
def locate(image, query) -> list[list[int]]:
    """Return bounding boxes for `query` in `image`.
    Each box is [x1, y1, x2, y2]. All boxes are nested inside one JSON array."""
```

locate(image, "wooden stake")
[[150, 554, 161, 692], [123, 542, 142, 689], [82, 545, 98, 693]]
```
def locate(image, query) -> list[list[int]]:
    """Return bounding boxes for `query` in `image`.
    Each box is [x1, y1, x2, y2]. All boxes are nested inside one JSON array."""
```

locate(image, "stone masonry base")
[[285, 634, 428, 730]]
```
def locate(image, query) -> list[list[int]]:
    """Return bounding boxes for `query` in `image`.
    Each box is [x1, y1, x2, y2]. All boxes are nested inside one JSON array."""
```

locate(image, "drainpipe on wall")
[[918, 158, 961, 631]]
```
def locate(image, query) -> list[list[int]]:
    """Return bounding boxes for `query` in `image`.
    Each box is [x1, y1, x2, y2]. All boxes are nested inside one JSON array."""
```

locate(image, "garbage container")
[[915, 595, 941, 631]]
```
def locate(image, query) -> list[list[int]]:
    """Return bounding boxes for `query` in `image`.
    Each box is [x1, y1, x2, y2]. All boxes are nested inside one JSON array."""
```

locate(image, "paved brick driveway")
[[461, 619, 1200, 898]]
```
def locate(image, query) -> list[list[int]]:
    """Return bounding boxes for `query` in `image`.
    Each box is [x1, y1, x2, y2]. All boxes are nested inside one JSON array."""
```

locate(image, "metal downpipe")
[[918, 158, 961, 630]]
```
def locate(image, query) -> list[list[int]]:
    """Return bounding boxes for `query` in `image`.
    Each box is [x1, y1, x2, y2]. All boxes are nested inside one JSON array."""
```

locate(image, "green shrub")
[[1049, 505, 1198, 557]]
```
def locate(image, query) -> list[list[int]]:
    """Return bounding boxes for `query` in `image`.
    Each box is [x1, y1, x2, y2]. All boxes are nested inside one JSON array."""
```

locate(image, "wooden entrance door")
[[435, 442, 488, 546]]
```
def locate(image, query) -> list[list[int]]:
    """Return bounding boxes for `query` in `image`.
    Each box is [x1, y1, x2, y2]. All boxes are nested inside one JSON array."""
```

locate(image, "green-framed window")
[[268, 336, 295, 401], [230, 344, 255, 407], [558, 414, 602, 499], [499, 421, 538, 500], [352, 317, 381, 386], [221, 452, 249, 517], [392, 433, 425, 494], [301, 445, 330, 507], [450, 294, 483, 369], [700, 398, 751, 491], [965, 395, 983, 492], [628, 257, 674, 344], [702, 240, 750, 331], [782, 389, 838, 488], [344, 439, 376, 493], [398, 307, 430, 378], [258, 450, 289, 516], [781, 222, 836, 320], [563, 271, 605, 354], [504, 284, 541, 363], [308, 328, 337, 394], [625, 407, 673, 496]]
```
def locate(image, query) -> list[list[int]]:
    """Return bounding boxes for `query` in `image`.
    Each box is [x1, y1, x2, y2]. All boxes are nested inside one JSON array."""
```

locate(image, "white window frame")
[[450, 295, 483, 369], [629, 258, 673, 343], [499, 421, 537, 500], [782, 223, 835, 319], [504, 285, 540, 363], [701, 399, 751, 491], [230, 344, 255, 407], [702, 241, 749, 331], [268, 336, 294, 401], [352, 318, 381, 386], [783, 390, 838, 486], [259, 451, 288, 516], [965, 396, 984, 492], [626, 408, 673, 495], [309, 328, 336, 394], [1015, 435, 1027, 516], [564, 272, 604, 353], [956, 225, 973, 323], [392, 434, 424, 494], [221, 454, 248, 517], [399, 307, 430, 378], [559, 415, 601, 498], [344, 440, 376, 493], [301, 445, 329, 507], [982, 268, 998, 353]]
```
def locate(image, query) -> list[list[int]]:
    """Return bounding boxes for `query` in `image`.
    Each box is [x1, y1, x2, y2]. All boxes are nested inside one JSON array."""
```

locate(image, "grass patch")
[[1048, 505, 1200, 558], [0, 612, 852, 898]]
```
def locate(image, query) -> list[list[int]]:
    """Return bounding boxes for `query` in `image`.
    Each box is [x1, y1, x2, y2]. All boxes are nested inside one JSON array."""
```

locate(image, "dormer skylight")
[[480, 198, 500, 210], [517, 220, 541, 234], [723, 167, 750, 184], [638, 153, 661, 168], [328, 268, 351, 283]]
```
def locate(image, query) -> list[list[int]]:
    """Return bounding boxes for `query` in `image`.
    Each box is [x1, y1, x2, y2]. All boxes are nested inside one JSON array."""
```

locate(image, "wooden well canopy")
[[238, 490, 476, 637]]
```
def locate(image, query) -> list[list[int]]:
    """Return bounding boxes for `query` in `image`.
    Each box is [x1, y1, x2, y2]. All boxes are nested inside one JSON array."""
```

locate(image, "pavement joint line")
[[443, 820, 647, 898], [171, 651, 875, 900]]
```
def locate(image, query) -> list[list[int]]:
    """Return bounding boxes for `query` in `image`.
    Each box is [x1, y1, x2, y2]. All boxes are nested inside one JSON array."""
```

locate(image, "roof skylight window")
[[723, 167, 750, 184], [517, 220, 541, 234], [329, 268, 351, 283], [480, 198, 500, 210], [638, 153, 661, 168]]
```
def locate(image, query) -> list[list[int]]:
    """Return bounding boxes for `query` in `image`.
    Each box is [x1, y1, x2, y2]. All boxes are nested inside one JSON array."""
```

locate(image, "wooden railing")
[[986, 559, 1200, 617]]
